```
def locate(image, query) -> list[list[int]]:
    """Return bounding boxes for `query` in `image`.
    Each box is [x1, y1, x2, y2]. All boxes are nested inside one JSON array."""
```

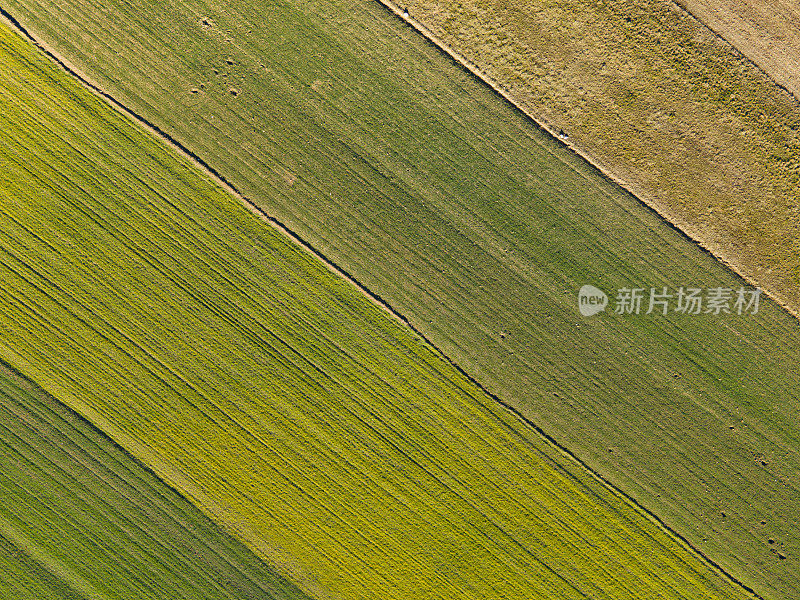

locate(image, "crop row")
[[0, 362, 315, 600]]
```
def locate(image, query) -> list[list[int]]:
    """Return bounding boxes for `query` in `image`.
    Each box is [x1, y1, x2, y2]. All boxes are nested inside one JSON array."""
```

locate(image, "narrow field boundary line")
[[375, 0, 800, 323], [0, 357, 321, 600], [370, 4, 773, 598], [0, 7, 767, 600]]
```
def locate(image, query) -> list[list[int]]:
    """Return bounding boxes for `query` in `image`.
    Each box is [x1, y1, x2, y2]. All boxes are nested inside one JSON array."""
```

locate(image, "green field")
[[0, 18, 758, 600], [3, 0, 798, 597], [0, 362, 314, 600]]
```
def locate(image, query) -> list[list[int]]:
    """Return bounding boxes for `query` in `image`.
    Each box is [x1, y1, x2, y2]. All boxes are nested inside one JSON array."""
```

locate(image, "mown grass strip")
[[0, 18, 758, 600], [0, 534, 89, 600], [1, 0, 797, 597], [0, 362, 318, 600]]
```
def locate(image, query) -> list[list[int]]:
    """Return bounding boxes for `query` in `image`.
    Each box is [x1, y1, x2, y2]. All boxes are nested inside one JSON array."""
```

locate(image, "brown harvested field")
[[400, 0, 800, 314], [679, 0, 800, 99]]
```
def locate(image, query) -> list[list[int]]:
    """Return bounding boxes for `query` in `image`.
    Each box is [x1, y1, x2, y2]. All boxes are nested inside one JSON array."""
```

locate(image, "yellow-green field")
[[3, 0, 798, 597], [0, 18, 758, 600]]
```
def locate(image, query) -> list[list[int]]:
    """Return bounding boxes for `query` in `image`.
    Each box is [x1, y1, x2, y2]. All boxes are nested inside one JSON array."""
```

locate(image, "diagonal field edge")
[[0, 357, 316, 600], [377, 0, 800, 322], [0, 5, 767, 599]]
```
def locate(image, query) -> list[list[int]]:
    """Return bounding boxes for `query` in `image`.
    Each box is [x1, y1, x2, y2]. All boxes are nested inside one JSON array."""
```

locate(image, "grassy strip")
[[0, 361, 317, 600], [678, 0, 800, 100], [0, 534, 88, 600], [0, 18, 756, 600], [0, 0, 798, 597]]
